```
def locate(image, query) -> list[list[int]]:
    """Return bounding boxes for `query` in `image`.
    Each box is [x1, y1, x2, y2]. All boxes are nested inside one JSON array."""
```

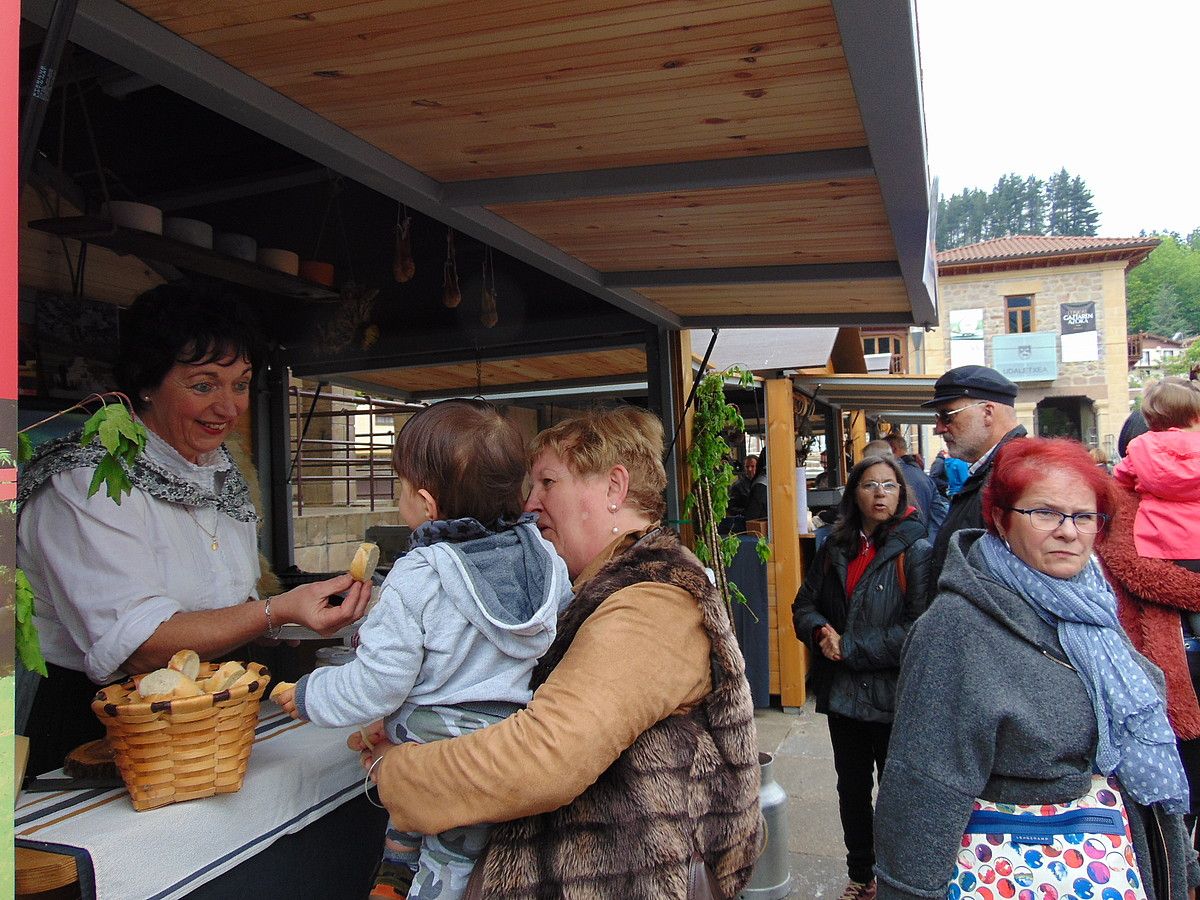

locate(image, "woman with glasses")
[[793, 455, 933, 900], [874, 438, 1199, 900]]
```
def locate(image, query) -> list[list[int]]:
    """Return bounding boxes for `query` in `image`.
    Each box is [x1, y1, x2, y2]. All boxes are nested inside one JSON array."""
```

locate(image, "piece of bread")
[[269, 681, 296, 704], [348, 542, 380, 582], [230, 668, 261, 690], [137, 667, 196, 699], [168, 649, 201, 681], [200, 661, 246, 693]]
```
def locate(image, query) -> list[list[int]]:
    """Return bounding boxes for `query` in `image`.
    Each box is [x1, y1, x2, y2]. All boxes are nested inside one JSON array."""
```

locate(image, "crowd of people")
[[16, 280, 1200, 900]]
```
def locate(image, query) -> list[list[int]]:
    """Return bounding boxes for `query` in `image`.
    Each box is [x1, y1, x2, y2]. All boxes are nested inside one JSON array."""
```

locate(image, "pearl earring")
[[141, 395, 151, 403], [608, 504, 618, 512], [611, 524, 620, 534]]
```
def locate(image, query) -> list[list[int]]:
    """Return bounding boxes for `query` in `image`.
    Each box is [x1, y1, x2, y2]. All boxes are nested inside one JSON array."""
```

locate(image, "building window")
[[1006, 295, 1034, 333], [863, 335, 901, 356]]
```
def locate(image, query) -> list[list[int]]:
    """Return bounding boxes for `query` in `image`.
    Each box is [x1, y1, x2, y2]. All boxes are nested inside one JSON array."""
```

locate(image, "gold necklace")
[[187, 507, 220, 551]]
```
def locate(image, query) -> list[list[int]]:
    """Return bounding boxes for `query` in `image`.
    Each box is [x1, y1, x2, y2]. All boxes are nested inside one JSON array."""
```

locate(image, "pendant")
[[212, 539, 219, 551]]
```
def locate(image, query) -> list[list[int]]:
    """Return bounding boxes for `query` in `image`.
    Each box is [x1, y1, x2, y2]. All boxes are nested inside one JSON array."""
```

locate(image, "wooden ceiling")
[[29, 0, 936, 334]]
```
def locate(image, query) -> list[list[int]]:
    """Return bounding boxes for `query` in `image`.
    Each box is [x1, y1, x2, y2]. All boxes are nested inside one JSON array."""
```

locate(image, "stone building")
[[924, 235, 1159, 454]]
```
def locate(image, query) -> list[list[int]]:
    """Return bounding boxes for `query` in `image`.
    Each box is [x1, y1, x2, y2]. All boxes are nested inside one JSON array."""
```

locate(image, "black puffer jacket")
[[792, 511, 932, 723]]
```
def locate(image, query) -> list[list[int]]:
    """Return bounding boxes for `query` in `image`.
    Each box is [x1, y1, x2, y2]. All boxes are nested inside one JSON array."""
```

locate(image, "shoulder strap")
[[896, 550, 907, 594]]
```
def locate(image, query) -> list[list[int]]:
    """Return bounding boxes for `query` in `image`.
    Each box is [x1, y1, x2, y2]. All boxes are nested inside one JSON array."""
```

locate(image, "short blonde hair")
[[1142, 374, 1200, 431], [529, 406, 667, 519]]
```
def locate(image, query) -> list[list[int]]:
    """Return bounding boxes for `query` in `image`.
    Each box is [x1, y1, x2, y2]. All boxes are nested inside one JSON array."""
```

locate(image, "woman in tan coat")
[[355, 406, 763, 899]]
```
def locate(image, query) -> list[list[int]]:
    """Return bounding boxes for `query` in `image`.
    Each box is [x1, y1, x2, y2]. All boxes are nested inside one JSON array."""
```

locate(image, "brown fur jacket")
[[1097, 485, 1200, 741], [474, 529, 763, 899]]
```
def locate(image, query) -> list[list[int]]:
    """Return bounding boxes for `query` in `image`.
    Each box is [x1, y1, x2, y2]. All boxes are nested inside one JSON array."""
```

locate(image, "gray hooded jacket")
[[874, 529, 1199, 899], [295, 522, 571, 738]]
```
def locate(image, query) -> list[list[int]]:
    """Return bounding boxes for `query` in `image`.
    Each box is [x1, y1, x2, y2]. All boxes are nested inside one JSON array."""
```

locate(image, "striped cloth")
[[16, 711, 363, 900]]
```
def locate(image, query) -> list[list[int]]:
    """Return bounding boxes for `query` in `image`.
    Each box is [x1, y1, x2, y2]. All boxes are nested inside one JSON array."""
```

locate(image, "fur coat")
[[474, 529, 763, 899], [1097, 485, 1200, 741]]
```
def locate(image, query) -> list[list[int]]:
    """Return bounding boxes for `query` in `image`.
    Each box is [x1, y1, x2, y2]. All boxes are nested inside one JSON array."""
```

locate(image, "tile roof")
[[937, 235, 1159, 265]]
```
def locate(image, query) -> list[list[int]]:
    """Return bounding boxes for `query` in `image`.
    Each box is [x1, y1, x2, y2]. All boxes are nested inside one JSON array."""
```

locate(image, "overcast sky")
[[914, 0, 1200, 238]]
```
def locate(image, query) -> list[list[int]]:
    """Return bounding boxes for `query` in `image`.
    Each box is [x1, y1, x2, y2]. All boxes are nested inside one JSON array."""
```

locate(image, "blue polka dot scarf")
[[978, 532, 1188, 814]]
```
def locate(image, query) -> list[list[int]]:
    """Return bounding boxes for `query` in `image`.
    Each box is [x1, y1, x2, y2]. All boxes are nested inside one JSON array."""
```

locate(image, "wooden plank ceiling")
[[355, 347, 648, 396], [108, 0, 933, 331]]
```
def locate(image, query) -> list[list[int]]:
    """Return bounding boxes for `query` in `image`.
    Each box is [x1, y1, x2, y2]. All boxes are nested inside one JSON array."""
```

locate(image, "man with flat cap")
[[923, 364, 1027, 590]]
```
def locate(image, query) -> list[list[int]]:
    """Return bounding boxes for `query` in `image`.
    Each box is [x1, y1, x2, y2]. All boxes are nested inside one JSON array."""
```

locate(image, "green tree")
[[1127, 235, 1200, 336], [1065, 175, 1099, 236], [936, 168, 1098, 249], [1022, 176, 1046, 234], [1047, 167, 1072, 235]]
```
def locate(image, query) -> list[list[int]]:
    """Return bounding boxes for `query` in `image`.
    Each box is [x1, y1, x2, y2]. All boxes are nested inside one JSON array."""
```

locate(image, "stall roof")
[[25, 0, 937, 333], [790, 372, 939, 424]]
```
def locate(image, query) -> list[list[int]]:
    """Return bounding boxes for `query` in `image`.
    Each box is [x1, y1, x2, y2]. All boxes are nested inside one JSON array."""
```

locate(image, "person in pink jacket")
[[1114, 369, 1200, 577]]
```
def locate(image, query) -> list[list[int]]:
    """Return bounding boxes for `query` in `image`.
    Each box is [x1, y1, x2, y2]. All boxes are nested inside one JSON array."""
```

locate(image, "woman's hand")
[[817, 624, 843, 661], [272, 575, 371, 636]]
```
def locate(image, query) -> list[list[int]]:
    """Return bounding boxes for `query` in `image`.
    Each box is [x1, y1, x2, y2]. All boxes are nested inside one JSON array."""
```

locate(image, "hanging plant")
[[684, 366, 771, 620], [12, 392, 148, 676], [480, 246, 499, 328]]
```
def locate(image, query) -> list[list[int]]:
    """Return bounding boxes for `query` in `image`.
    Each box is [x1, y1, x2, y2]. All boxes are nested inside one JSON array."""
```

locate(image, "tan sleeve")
[[377, 581, 712, 834]]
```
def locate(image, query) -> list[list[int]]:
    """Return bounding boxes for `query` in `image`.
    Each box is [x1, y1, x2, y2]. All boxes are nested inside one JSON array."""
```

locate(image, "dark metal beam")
[[260, 351, 295, 570], [831, 0, 938, 326], [19, 0, 79, 192], [410, 373, 649, 401], [144, 165, 332, 212], [441, 148, 875, 206], [21, 0, 682, 329], [604, 261, 900, 289], [680, 312, 916, 328], [284, 316, 647, 377]]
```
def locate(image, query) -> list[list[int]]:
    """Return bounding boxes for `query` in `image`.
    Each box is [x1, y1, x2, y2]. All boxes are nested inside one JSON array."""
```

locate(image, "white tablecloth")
[[15, 710, 364, 900]]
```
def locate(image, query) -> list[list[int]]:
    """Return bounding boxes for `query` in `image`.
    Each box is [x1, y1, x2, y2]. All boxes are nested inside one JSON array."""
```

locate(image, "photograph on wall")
[[1060, 301, 1099, 363], [34, 293, 120, 400], [949, 307, 985, 367]]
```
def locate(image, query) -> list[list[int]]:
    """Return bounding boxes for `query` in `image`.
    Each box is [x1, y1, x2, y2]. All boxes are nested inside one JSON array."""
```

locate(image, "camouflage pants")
[[383, 702, 521, 900]]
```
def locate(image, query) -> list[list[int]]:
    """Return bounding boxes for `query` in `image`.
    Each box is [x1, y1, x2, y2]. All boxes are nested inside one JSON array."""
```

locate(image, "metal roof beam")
[[410, 373, 648, 401], [605, 261, 900, 289], [144, 165, 333, 212], [441, 148, 875, 206], [679, 312, 915, 328], [832, 0, 938, 326], [21, 0, 682, 330]]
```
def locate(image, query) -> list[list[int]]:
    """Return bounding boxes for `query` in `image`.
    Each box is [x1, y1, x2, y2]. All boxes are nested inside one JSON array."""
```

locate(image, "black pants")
[[827, 712, 892, 884]]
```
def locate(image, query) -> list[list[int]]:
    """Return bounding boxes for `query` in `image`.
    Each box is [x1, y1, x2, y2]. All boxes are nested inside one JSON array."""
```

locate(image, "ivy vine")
[[685, 366, 771, 620]]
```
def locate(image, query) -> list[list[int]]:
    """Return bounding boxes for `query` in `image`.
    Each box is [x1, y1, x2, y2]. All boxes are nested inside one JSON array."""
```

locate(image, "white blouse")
[[17, 428, 261, 683]]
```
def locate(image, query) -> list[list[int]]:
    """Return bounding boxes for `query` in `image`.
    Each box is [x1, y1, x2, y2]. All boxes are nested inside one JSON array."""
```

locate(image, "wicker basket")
[[91, 661, 269, 811]]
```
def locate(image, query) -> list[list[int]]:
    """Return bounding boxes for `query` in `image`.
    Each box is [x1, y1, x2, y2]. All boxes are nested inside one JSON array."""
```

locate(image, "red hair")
[[982, 437, 1114, 539]]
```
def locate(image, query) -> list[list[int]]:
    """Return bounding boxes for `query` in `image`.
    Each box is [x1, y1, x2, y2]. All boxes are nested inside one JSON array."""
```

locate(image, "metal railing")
[[289, 386, 425, 515]]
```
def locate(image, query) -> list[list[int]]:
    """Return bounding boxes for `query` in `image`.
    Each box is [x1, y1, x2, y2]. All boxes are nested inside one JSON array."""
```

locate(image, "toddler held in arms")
[[273, 399, 571, 900], [1114, 369, 1200, 628]]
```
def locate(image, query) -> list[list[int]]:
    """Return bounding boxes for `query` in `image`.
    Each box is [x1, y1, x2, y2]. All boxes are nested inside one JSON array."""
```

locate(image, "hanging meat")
[[442, 228, 462, 308], [393, 215, 415, 283], [480, 248, 499, 328]]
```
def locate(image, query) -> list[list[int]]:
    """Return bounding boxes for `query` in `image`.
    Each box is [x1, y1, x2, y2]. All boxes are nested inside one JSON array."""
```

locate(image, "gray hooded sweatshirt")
[[874, 529, 1199, 900], [294, 522, 571, 739]]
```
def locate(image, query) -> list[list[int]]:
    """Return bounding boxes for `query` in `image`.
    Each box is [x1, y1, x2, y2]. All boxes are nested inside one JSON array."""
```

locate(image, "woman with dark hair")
[[874, 438, 1199, 900], [742, 448, 769, 521], [17, 283, 369, 775], [793, 454, 932, 900]]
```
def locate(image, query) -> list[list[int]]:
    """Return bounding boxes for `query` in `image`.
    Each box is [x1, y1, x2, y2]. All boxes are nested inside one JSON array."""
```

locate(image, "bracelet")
[[364, 754, 386, 808], [263, 597, 281, 639]]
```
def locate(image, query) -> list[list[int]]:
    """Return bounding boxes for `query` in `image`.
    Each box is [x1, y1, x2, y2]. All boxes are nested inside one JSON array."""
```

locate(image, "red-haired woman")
[[873, 437, 1199, 900]]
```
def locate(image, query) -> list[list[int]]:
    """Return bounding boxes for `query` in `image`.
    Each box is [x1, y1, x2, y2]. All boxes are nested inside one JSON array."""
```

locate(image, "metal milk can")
[[740, 751, 792, 899]]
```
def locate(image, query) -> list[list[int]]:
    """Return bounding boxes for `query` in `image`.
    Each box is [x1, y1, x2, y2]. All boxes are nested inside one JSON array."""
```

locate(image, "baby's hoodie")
[[1113, 428, 1200, 559], [293, 520, 571, 733]]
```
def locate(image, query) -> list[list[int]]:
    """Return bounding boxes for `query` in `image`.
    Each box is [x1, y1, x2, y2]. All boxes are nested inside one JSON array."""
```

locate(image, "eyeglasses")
[[933, 400, 988, 426], [1006, 506, 1110, 534], [858, 480, 900, 494]]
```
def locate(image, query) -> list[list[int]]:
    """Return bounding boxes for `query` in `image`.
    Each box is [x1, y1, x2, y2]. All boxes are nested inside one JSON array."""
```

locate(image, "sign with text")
[[1060, 301, 1099, 363], [993, 332, 1058, 382], [949, 307, 985, 368]]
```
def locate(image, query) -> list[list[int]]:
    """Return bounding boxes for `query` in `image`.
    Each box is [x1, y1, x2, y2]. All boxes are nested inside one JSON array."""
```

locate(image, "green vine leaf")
[[15, 568, 48, 676], [17, 431, 33, 464], [80, 403, 147, 503]]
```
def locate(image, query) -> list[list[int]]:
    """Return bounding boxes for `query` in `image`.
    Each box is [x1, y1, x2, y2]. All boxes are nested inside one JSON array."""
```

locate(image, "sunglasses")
[[933, 400, 987, 426]]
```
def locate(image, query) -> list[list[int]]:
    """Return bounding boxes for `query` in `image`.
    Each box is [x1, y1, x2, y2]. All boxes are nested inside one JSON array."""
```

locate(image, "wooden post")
[[849, 409, 868, 464], [669, 330, 696, 549], [765, 378, 806, 709]]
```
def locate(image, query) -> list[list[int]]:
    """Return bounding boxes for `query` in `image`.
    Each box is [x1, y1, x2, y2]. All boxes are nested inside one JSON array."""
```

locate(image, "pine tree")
[[1066, 176, 1099, 236], [1022, 176, 1046, 234], [1047, 167, 1072, 235]]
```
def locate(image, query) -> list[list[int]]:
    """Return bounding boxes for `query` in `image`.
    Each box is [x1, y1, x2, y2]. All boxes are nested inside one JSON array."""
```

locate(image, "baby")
[[274, 399, 571, 900], [1114, 370, 1200, 627]]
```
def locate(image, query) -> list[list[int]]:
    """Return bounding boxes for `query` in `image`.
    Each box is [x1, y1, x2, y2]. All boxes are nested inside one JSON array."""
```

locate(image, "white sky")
[[914, 0, 1200, 238]]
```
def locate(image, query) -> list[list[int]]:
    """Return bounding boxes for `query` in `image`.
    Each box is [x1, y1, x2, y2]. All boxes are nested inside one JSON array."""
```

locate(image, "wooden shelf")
[[28, 216, 339, 301]]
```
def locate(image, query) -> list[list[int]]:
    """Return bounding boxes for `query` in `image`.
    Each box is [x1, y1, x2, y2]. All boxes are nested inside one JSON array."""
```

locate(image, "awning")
[[24, 0, 937, 331], [790, 373, 939, 424]]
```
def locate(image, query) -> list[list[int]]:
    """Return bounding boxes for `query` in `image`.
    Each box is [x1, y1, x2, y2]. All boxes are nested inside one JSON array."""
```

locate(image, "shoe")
[[838, 880, 876, 900], [368, 859, 415, 900]]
